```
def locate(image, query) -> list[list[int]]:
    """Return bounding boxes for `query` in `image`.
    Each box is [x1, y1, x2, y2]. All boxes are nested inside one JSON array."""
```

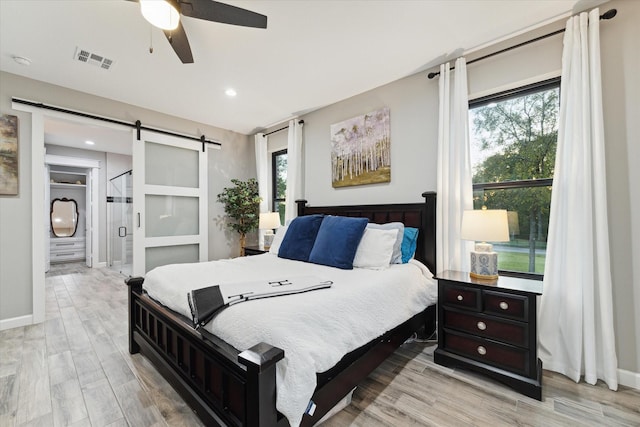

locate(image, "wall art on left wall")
[[0, 114, 19, 196]]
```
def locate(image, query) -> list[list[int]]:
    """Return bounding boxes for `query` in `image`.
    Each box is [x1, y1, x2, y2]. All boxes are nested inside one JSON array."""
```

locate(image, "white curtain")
[[285, 120, 303, 223], [436, 57, 473, 273], [255, 133, 268, 247], [538, 8, 618, 391]]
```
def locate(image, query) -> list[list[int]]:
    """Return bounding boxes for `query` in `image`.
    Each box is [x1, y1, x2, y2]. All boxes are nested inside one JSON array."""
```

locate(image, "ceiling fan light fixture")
[[140, 0, 180, 31]]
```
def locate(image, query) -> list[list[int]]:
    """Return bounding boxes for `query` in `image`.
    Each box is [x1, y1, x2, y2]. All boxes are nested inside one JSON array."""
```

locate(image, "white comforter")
[[143, 253, 437, 427]]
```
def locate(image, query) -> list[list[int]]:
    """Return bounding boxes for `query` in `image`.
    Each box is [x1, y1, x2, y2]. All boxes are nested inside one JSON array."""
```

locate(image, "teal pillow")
[[278, 214, 324, 262], [401, 227, 419, 263], [308, 216, 368, 269]]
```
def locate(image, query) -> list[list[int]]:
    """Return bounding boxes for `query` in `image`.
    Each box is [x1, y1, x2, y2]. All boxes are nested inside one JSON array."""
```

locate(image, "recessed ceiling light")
[[85, 140, 95, 145], [13, 56, 32, 66], [225, 88, 237, 97]]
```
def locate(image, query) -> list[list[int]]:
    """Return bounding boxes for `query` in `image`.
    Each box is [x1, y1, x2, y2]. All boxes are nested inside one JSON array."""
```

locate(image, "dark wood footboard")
[[127, 276, 287, 427]]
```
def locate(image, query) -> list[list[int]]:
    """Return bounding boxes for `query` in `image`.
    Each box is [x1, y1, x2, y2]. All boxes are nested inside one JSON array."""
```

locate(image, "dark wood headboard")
[[295, 191, 437, 275]]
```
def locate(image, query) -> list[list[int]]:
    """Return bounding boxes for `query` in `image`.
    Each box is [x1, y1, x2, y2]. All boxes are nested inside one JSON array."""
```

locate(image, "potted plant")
[[217, 178, 261, 256]]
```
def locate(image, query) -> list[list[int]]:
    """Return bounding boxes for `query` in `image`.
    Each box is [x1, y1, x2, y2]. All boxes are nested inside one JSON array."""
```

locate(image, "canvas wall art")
[[0, 114, 18, 196], [330, 107, 390, 188]]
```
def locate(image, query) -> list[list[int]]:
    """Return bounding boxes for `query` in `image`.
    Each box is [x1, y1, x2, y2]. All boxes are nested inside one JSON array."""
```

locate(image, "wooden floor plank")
[[81, 378, 124, 426], [50, 378, 88, 427]]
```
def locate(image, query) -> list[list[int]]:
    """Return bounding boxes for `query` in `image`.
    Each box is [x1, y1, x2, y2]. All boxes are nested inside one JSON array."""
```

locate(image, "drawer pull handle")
[[477, 346, 487, 356], [499, 301, 509, 310], [477, 321, 487, 331], [457, 295, 463, 301]]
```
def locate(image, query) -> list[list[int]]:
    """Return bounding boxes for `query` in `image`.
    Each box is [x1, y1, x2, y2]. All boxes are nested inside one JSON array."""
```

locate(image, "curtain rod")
[[427, 8, 617, 79], [262, 120, 304, 137], [11, 97, 222, 151]]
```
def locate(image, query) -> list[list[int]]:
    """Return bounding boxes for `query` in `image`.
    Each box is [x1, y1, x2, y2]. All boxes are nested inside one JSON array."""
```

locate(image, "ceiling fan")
[[131, 0, 267, 64]]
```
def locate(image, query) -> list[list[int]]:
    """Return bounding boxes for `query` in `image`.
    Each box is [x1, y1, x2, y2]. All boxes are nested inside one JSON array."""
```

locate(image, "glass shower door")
[[109, 170, 133, 276]]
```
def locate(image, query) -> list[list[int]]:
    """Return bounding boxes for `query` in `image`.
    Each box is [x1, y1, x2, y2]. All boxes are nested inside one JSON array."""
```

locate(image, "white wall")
[[300, 72, 438, 206], [599, 0, 640, 380], [293, 0, 639, 375], [106, 153, 132, 187], [0, 71, 254, 324]]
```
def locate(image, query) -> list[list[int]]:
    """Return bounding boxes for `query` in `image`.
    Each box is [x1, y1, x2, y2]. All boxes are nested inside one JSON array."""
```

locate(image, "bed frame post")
[[238, 342, 285, 427], [296, 199, 308, 217], [422, 191, 437, 275], [126, 276, 144, 354]]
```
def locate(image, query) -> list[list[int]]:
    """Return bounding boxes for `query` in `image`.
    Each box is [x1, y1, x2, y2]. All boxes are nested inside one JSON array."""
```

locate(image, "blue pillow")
[[308, 216, 368, 269], [278, 214, 324, 262], [401, 227, 419, 263]]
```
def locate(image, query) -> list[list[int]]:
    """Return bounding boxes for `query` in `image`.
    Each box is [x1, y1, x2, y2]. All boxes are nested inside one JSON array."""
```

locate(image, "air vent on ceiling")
[[74, 47, 114, 70]]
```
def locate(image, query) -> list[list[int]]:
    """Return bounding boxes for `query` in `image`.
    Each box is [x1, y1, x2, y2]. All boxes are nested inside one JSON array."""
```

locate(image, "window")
[[272, 149, 287, 224], [469, 78, 560, 278]]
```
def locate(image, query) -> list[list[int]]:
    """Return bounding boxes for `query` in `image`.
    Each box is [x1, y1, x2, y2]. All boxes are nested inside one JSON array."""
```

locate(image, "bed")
[[126, 191, 437, 426]]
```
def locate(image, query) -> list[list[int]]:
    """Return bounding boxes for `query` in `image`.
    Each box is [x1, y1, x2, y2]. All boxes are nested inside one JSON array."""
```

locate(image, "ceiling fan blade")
[[163, 21, 194, 63], [179, 0, 267, 29]]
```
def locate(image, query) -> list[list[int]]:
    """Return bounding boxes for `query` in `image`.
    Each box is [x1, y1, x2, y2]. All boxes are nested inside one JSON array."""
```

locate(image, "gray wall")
[[294, 0, 639, 374], [0, 71, 254, 322]]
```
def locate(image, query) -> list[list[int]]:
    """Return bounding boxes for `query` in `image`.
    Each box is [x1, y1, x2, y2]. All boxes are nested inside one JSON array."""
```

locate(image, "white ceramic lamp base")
[[264, 231, 275, 250], [469, 242, 499, 280]]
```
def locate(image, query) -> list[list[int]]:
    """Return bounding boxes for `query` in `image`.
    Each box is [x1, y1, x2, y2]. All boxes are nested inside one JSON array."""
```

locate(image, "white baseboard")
[[618, 368, 640, 390], [0, 314, 33, 331], [95, 261, 107, 268]]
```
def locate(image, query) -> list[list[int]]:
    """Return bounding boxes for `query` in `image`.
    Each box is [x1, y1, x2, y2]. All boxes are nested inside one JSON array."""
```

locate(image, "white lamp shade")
[[140, 0, 180, 30], [259, 212, 281, 230], [460, 209, 509, 242]]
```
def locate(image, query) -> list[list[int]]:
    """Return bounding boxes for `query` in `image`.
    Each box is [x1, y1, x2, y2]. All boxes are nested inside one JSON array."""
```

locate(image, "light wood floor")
[[1, 263, 638, 427]]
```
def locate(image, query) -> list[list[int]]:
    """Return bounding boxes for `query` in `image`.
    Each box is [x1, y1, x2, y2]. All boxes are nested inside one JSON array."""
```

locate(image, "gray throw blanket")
[[188, 276, 333, 329]]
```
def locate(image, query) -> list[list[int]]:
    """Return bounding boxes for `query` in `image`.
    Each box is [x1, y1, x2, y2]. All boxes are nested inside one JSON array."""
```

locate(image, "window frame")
[[271, 149, 287, 213], [469, 76, 560, 280]]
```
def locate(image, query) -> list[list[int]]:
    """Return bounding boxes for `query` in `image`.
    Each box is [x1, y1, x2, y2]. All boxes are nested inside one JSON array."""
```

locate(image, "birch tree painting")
[[330, 107, 390, 188]]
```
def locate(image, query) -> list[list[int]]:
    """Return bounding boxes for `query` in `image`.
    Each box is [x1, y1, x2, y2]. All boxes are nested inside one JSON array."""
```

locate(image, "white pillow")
[[367, 222, 404, 264], [268, 226, 288, 255], [353, 228, 398, 270]]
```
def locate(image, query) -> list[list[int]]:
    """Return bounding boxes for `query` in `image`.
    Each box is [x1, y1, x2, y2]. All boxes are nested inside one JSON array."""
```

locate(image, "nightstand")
[[434, 270, 543, 400], [243, 246, 268, 256]]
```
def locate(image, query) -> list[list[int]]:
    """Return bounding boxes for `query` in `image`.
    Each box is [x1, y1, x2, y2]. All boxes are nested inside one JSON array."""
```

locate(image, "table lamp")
[[460, 208, 509, 280], [259, 212, 281, 249]]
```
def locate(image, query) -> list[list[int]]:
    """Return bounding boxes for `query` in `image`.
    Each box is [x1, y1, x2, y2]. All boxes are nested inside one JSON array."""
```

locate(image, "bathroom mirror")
[[51, 198, 79, 237]]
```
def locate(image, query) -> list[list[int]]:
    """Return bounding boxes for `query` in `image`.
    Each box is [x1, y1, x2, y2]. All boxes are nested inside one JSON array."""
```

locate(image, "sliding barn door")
[[132, 130, 208, 276]]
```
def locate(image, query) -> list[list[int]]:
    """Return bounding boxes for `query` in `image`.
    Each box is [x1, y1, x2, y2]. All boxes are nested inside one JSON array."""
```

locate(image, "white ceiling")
[[1, 0, 591, 150]]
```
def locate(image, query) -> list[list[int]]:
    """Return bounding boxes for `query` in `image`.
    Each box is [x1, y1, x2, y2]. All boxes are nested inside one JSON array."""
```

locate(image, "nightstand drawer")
[[441, 283, 481, 311], [443, 309, 528, 347], [443, 330, 529, 376], [484, 290, 528, 321]]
